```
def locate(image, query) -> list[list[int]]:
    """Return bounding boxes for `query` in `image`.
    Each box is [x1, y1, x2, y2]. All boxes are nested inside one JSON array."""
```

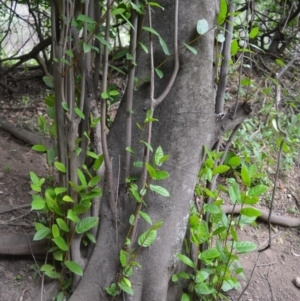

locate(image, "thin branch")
[[101, 0, 117, 224], [153, 0, 179, 107], [215, 2, 234, 114]]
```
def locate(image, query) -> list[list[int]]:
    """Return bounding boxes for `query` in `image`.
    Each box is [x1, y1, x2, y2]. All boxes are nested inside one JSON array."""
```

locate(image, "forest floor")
[[0, 74, 300, 301]]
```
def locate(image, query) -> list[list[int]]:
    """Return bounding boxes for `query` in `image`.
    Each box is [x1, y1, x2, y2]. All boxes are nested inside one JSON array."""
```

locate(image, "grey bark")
[[69, 1, 218, 300]]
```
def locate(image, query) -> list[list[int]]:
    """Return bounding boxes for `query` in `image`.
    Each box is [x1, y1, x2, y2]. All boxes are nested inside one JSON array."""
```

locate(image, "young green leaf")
[[154, 146, 164, 165], [54, 187, 68, 195], [217, 0, 227, 25], [44, 271, 60, 279], [88, 175, 101, 187], [241, 166, 251, 187], [248, 185, 268, 196], [32, 144, 47, 152], [234, 241, 257, 253], [52, 236, 69, 251], [85, 232, 96, 243], [139, 211, 152, 225], [67, 209, 80, 223], [77, 14, 96, 24], [120, 249, 127, 267], [52, 224, 60, 238], [177, 253, 196, 268], [40, 264, 54, 272], [75, 107, 85, 119], [249, 27, 259, 39], [240, 207, 262, 217], [65, 260, 83, 276], [31, 195, 45, 210], [55, 162, 66, 173], [77, 168, 87, 188], [155, 68, 163, 78], [138, 230, 157, 247], [56, 218, 70, 232], [149, 184, 170, 197], [199, 248, 220, 260], [213, 165, 230, 175], [75, 217, 99, 234], [184, 43, 197, 55], [33, 227, 50, 241], [119, 281, 134, 295]]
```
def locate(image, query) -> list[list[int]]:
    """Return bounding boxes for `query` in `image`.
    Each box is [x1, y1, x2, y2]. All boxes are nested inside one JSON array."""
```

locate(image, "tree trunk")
[[69, 1, 218, 300]]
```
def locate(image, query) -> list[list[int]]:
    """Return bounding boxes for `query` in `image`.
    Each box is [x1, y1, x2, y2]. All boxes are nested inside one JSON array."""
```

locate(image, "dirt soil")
[[0, 75, 300, 301]]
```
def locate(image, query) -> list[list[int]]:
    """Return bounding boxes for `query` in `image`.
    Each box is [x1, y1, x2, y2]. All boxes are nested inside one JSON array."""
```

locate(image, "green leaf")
[[248, 185, 268, 196], [141, 140, 153, 152], [61, 102, 69, 111], [119, 281, 134, 295], [139, 211, 152, 225], [77, 14, 96, 24], [234, 241, 257, 253], [65, 260, 83, 276], [55, 162, 66, 173], [63, 195, 75, 203], [120, 249, 127, 267], [76, 217, 99, 234], [143, 26, 160, 36], [241, 166, 251, 187], [213, 165, 230, 175], [275, 59, 285, 67], [43, 76, 54, 88], [85, 232, 96, 243], [67, 209, 80, 223], [217, 0, 227, 25], [155, 68, 163, 78], [77, 168, 87, 188], [88, 175, 101, 187], [52, 224, 60, 238], [240, 207, 262, 217], [138, 230, 157, 247], [44, 271, 61, 279], [146, 163, 156, 179], [196, 19, 209, 35], [181, 293, 191, 301], [228, 156, 241, 167], [195, 282, 215, 295], [75, 107, 85, 119], [130, 186, 142, 202], [56, 218, 70, 232], [199, 248, 220, 260], [149, 184, 170, 197], [32, 144, 47, 152], [177, 253, 196, 268], [139, 42, 148, 53], [30, 171, 40, 185], [154, 146, 164, 165], [155, 170, 169, 180], [52, 236, 68, 251], [158, 36, 170, 55], [184, 43, 197, 55], [33, 227, 50, 241], [41, 264, 54, 272], [31, 195, 45, 210], [204, 203, 220, 214], [249, 27, 259, 39], [54, 187, 67, 195], [150, 220, 164, 230], [231, 39, 239, 56]]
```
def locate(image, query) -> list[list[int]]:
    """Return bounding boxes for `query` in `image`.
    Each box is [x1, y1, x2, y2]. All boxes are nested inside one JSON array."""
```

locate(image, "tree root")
[[222, 205, 300, 227], [0, 206, 299, 258], [0, 119, 54, 148]]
